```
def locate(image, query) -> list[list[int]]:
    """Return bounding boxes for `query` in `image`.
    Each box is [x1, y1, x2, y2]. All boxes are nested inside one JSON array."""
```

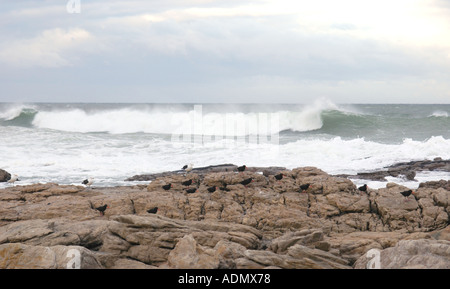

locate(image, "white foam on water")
[[1, 122, 448, 188], [29, 99, 350, 135], [0, 104, 37, 120], [429, 110, 449, 118]]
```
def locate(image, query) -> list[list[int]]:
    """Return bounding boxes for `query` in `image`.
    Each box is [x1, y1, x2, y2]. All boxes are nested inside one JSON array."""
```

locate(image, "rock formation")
[[336, 158, 450, 182], [0, 165, 448, 269], [0, 169, 11, 182]]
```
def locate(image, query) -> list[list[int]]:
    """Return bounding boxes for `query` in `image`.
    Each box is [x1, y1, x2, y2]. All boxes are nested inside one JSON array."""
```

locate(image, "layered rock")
[[354, 239, 450, 269], [0, 243, 102, 269], [0, 166, 448, 269]]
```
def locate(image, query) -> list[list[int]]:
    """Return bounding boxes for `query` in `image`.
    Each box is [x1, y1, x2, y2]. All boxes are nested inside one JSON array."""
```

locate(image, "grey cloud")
[[0, 0, 449, 103]]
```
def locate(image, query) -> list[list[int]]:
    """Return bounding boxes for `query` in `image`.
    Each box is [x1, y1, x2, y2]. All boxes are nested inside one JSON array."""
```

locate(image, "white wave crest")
[[0, 104, 36, 120], [429, 110, 448, 118], [31, 100, 346, 135]]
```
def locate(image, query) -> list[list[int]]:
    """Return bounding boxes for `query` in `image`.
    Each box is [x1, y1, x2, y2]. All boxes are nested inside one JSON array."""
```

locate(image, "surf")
[[26, 100, 351, 135]]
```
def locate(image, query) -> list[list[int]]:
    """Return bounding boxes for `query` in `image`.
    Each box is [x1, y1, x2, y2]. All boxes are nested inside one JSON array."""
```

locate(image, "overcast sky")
[[1, 0, 450, 103]]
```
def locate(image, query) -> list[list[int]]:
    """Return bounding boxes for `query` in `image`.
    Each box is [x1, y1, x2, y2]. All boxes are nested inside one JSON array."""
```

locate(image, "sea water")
[[0, 100, 449, 188]]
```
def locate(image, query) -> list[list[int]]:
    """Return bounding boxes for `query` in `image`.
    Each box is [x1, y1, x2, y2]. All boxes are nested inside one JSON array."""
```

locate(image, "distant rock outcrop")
[[336, 158, 450, 182]]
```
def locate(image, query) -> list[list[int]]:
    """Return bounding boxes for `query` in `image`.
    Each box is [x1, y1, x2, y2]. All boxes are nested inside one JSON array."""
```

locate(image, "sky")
[[1, 0, 450, 103]]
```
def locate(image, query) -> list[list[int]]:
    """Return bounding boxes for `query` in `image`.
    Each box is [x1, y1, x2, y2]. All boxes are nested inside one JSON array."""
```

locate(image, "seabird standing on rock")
[[182, 179, 193, 186], [274, 173, 284, 181], [183, 164, 193, 173], [207, 186, 216, 193], [240, 178, 253, 187], [237, 165, 246, 173], [147, 207, 158, 214], [219, 183, 230, 192], [82, 178, 94, 188], [400, 190, 414, 201], [358, 184, 368, 194], [7, 174, 19, 185], [96, 204, 109, 216], [298, 183, 310, 192], [162, 183, 172, 190], [186, 188, 197, 194]]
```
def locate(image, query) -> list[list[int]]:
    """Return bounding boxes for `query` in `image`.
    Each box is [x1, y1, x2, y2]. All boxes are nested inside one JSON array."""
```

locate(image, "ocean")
[[0, 100, 449, 189]]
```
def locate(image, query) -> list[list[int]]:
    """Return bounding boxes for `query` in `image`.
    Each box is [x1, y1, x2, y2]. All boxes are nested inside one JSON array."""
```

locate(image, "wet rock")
[[336, 158, 450, 182], [0, 169, 11, 182]]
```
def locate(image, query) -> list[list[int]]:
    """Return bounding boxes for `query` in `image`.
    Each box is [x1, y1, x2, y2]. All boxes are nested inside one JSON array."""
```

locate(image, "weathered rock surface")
[[125, 164, 286, 181], [354, 239, 450, 269], [336, 158, 450, 182], [0, 165, 448, 269], [0, 243, 102, 269]]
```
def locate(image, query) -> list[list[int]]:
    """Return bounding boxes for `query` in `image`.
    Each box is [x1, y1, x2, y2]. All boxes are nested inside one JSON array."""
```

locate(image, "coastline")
[[0, 161, 449, 269]]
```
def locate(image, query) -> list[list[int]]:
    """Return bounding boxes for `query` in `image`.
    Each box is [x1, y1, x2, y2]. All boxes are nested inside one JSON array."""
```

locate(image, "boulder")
[[0, 169, 11, 182]]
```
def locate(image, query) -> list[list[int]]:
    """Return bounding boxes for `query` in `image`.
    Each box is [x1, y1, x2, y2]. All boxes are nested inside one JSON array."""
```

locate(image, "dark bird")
[[207, 186, 216, 193], [147, 207, 158, 214], [240, 178, 253, 186], [358, 184, 368, 192], [162, 183, 172, 190], [299, 183, 310, 192], [182, 179, 193, 186], [400, 190, 414, 201], [237, 165, 246, 172], [219, 183, 230, 192], [274, 173, 284, 181], [96, 204, 109, 216], [186, 188, 197, 194]]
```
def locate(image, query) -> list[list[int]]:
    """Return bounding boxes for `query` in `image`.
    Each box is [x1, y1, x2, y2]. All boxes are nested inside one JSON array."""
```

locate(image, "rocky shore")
[[0, 164, 449, 269], [335, 157, 450, 182]]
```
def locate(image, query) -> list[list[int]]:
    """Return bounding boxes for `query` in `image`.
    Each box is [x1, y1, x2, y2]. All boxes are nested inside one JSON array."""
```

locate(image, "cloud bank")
[[0, 0, 449, 103]]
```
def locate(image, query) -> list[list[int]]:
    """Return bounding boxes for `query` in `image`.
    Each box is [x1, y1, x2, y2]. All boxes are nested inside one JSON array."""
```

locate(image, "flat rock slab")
[[125, 164, 286, 181]]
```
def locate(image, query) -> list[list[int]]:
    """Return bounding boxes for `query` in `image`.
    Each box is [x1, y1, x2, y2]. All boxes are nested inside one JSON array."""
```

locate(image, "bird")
[[274, 173, 284, 181], [207, 186, 216, 193], [82, 178, 94, 188], [237, 165, 246, 173], [147, 207, 158, 214], [240, 178, 253, 186], [219, 183, 230, 192], [186, 188, 197, 194], [299, 183, 310, 192], [183, 163, 193, 173], [95, 204, 109, 216], [162, 183, 172, 190], [182, 179, 193, 186], [358, 184, 368, 194], [400, 190, 414, 201], [7, 174, 19, 185]]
